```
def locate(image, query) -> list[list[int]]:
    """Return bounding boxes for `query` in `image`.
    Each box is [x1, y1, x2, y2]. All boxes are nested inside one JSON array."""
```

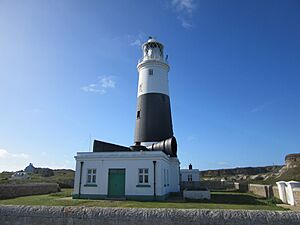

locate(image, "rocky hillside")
[[200, 165, 283, 183], [200, 153, 300, 184], [201, 166, 283, 178], [266, 153, 300, 183]]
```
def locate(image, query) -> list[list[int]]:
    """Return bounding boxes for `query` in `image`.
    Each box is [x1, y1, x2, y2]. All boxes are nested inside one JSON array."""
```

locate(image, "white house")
[[180, 164, 200, 182], [73, 150, 180, 200], [10, 171, 30, 180]]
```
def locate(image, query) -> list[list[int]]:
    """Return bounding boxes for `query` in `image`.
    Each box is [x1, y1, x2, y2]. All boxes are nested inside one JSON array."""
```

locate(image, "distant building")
[[24, 163, 36, 173], [180, 164, 200, 182], [10, 171, 29, 180]]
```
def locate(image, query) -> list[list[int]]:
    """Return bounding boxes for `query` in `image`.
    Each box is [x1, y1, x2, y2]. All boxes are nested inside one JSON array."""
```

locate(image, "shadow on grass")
[[168, 192, 268, 206], [208, 193, 264, 205]]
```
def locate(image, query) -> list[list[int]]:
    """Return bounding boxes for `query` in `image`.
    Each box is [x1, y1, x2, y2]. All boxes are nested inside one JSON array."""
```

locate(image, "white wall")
[[276, 181, 300, 206], [73, 151, 180, 198], [180, 169, 200, 182], [137, 62, 170, 97]]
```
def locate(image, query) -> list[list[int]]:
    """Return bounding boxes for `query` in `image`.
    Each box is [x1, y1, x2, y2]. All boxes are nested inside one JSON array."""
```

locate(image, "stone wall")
[[293, 188, 300, 206], [273, 186, 280, 199], [181, 181, 234, 191], [248, 184, 273, 198], [234, 182, 249, 192], [234, 183, 280, 199], [0, 183, 60, 199], [0, 206, 299, 225]]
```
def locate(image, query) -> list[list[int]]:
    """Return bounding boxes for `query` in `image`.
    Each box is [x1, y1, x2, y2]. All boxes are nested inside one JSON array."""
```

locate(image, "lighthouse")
[[73, 37, 180, 201], [134, 37, 176, 156]]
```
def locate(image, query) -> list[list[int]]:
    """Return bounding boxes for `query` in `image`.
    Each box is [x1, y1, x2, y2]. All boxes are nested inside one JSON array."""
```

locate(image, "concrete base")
[[73, 193, 170, 201]]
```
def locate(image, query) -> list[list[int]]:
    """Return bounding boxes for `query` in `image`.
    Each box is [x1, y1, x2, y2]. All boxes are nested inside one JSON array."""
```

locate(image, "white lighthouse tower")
[[134, 37, 176, 156]]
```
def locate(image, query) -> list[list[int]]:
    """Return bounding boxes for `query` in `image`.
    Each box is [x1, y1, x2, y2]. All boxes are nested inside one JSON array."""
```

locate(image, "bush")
[[267, 197, 282, 205], [34, 168, 54, 177]]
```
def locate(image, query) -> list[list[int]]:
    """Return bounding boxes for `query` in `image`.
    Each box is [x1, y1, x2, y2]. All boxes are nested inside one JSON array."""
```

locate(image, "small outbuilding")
[[180, 164, 200, 182]]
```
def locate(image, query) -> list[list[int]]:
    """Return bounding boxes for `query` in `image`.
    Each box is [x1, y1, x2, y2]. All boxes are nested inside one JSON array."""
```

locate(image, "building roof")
[[93, 140, 131, 152]]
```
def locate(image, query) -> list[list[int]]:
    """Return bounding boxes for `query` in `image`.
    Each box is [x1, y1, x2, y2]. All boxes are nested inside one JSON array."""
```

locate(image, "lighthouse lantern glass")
[[143, 42, 164, 61]]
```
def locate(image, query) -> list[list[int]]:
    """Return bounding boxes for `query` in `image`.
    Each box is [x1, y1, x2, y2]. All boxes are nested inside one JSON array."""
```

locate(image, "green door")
[[108, 169, 125, 197]]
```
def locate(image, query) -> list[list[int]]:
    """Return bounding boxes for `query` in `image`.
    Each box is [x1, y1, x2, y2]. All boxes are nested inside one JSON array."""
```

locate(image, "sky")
[[0, 0, 299, 172]]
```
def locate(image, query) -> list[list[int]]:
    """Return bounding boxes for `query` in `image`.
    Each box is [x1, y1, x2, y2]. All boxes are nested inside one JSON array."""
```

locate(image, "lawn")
[[0, 189, 285, 210]]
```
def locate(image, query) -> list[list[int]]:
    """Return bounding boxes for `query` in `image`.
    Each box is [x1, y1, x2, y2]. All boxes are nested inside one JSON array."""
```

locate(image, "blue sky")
[[0, 0, 299, 172]]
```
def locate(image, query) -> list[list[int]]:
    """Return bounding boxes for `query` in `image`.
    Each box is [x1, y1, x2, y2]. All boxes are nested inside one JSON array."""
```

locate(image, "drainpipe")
[[153, 161, 156, 200], [78, 161, 84, 198]]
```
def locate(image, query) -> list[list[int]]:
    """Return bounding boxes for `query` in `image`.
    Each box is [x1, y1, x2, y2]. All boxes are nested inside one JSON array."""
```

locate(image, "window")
[[138, 168, 149, 184], [137, 110, 140, 119], [148, 69, 153, 75], [188, 174, 192, 182], [87, 169, 96, 184]]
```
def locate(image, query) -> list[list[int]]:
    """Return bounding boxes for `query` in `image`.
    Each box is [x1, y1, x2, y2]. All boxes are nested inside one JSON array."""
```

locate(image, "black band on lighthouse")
[[134, 93, 173, 143]]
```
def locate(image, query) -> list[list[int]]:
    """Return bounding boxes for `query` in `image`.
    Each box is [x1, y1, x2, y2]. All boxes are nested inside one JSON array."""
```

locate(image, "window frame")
[[138, 168, 149, 184], [86, 168, 97, 184], [148, 69, 153, 75]]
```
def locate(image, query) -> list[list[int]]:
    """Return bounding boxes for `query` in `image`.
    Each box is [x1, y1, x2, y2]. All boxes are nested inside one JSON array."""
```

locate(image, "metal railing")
[[138, 56, 168, 64]]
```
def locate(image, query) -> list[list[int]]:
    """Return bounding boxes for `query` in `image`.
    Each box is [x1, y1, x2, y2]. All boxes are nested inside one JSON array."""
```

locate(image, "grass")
[[0, 189, 286, 210], [0, 170, 74, 187]]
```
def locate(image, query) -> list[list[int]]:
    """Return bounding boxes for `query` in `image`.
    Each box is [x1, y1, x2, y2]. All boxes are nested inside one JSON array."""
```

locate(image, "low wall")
[[0, 206, 299, 225], [248, 184, 272, 198], [181, 181, 234, 190], [234, 182, 249, 192], [183, 189, 211, 200], [273, 186, 280, 199], [0, 183, 60, 199], [294, 188, 300, 206]]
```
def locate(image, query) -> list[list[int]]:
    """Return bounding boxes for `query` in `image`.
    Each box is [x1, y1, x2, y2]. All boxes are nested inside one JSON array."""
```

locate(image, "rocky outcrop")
[[200, 153, 300, 183], [201, 166, 282, 179], [285, 154, 300, 168]]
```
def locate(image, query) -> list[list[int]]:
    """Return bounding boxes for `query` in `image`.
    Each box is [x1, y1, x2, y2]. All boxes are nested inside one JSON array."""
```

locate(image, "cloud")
[[130, 39, 142, 47], [178, 17, 193, 29], [128, 32, 147, 47], [0, 149, 29, 159], [172, 0, 195, 14], [81, 75, 116, 94], [170, 0, 197, 28], [250, 101, 274, 113], [0, 149, 30, 172]]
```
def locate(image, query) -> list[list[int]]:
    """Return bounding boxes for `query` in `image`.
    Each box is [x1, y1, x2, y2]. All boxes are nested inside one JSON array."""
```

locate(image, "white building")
[[73, 38, 180, 201], [73, 151, 180, 200], [277, 181, 300, 206], [10, 171, 30, 180], [180, 164, 200, 182]]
